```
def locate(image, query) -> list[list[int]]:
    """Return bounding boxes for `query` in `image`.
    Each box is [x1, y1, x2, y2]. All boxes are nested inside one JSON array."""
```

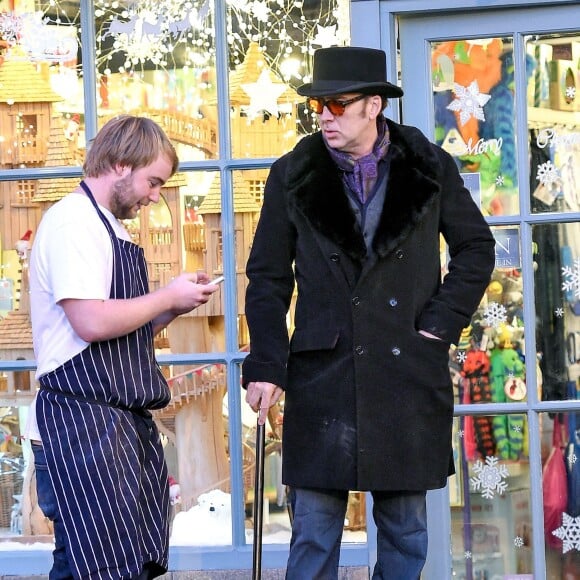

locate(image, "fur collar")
[[285, 120, 442, 261]]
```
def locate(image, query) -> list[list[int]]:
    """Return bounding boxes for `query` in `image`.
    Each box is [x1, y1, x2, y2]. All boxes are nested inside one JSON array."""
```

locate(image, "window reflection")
[[432, 37, 522, 216], [450, 416, 533, 578], [534, 223, 580, 402], [527, 34, 580, 215]]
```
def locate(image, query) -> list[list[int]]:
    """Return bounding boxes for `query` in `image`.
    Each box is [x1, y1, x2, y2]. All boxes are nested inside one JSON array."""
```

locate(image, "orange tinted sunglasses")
[[306, 94, 366, 116]]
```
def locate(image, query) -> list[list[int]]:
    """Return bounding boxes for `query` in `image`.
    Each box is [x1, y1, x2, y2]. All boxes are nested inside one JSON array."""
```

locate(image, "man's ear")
[[114, 165, 131, 177], [370, 95, 383, 119]]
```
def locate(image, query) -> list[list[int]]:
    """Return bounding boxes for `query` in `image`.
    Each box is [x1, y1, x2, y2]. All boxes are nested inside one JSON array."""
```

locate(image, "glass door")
[[399, 6, 580, 580]]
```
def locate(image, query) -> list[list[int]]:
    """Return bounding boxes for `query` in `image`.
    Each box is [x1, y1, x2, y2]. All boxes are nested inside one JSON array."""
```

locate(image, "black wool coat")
[[242, 120, 496, 491]]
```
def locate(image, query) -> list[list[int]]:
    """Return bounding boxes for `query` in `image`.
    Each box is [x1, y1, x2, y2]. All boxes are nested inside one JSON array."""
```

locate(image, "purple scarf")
[[325, 115, 391, 204]]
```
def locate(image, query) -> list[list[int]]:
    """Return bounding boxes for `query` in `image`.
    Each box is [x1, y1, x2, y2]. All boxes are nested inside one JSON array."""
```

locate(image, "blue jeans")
[[31, 442, 74, 580], [286, 487, 427, 580]]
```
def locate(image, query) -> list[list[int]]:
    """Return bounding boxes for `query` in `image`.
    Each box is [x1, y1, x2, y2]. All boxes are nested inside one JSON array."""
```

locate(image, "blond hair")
[[83, 115, 179, 177]]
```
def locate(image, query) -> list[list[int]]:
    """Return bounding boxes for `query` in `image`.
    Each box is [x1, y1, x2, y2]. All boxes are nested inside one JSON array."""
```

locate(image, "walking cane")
[[252, 417, 266, 580]]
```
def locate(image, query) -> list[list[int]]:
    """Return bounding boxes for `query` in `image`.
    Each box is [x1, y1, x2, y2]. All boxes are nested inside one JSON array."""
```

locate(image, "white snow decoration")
[[495, 175, 505, 187], [562, 257, 580, 299], [250, 1, 271, 23], [555, 307, 564, 317], [536, 160, 560, 188], [470, 455, 509, 499], [464, 550, 473, 559], [242, 69, 286, 118], [552, 513, 580, 553], [447, 80, 491, 126], [483, 302, 508, 328], [311, 24, 337, 48], [565, 86, 576, 100], [569, 453, 578, 466], [514, 536, 524, 548], [456, 351, 467, 364]]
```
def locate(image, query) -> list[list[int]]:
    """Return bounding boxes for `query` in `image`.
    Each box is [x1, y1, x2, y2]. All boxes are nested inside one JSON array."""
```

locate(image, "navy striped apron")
[[36, 181, 171, 579]]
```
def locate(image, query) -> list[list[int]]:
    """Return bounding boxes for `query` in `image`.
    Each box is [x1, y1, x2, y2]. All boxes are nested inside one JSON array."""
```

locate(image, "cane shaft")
[[252, 420, 266, 579]]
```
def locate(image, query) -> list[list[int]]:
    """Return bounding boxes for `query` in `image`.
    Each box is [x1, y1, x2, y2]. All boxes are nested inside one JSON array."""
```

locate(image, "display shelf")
[[528, 106, 580, 127]]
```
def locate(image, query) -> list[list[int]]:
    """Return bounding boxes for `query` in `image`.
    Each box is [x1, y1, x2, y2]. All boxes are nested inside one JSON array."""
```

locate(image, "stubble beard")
[[109, 174, 138, 220]]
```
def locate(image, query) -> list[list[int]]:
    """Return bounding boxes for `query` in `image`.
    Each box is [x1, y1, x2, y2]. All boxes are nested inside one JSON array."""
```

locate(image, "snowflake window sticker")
[[447, 80, 491, 126], [552, 513, 580, 553], [536, 160, 561, 190], [483, 302, 508, 328], [562, 257, 580, 300], [470, 455, 509, 499]]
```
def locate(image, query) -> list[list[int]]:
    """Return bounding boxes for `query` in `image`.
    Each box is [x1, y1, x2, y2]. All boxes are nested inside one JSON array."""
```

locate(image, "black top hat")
[[297, 46, 403, 98]]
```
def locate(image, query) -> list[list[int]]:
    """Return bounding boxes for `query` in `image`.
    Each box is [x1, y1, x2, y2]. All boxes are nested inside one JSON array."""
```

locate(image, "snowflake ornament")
[[0, 12, 22, 43], [457, 429, 465, 438], [483, 302, 508, 328], [562, 257, 580, 299], [555, 307, 564, 317], [464, 551, 473, 560], [447, 80, 491, 126], [470, 455, 509, 499], [536, 160, 560, 189], [569, 453, 578, 466], [512, 424, 522, 433], [514, 536, 524, 548], [456, 351, 467, 364], [566, 86, 576, 100], [552, 513, 580, 553], [495, 175, 505, 187]]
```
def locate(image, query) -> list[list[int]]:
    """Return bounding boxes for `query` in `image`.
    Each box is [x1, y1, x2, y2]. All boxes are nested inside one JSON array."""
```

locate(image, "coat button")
[[330, 253, 340, 262], [355, 345, 364, 355], [352, 296, 360, 306], [391, 347, 401, 356], [395, 249, 404, 259], [389, 297, 398, 307]]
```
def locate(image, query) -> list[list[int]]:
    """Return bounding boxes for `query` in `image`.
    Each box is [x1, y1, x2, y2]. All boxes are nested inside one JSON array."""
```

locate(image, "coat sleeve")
[[241, 158, 296, 389], [417, 147, 496, 344]]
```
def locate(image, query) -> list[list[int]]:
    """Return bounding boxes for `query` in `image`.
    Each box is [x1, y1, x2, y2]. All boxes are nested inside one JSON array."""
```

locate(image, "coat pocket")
[[290, 327, 340, 353]]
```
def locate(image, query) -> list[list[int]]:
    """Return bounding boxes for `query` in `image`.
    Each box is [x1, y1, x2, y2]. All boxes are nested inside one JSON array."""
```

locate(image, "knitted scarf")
[[325, 115, 391, 204]]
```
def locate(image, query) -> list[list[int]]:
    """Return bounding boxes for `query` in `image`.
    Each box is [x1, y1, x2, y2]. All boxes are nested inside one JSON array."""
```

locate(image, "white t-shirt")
[[25, 192, 131, 440]]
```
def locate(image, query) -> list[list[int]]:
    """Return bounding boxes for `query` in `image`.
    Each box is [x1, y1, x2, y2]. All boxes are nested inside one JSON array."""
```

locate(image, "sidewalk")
[[1, 567, 369, 579]]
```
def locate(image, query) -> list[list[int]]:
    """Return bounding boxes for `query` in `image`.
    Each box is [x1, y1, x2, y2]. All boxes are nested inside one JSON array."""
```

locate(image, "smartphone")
[[210, 275, 225, 285]]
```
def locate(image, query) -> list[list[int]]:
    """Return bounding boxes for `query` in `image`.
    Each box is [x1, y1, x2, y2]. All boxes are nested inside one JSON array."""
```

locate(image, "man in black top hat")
[[242, 46, 495, 579]]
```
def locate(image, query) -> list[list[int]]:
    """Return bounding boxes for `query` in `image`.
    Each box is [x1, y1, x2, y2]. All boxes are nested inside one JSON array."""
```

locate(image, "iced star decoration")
[[470, 455, 509, 499], [552, 513, 580, 553], [562, 257, 580, 299], [311, 24, 338, 47], [447, 80, 491, 126], [242, 69, 287, 118]]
